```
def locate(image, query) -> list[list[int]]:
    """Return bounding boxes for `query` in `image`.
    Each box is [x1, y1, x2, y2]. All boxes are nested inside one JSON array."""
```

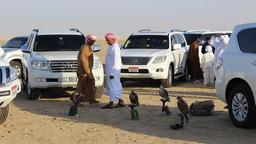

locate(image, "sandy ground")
[[0, 80, 256, 144]]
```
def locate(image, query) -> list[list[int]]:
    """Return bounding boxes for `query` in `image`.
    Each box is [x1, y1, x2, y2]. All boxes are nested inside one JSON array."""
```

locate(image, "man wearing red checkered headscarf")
[[102, 33, 125, 109]]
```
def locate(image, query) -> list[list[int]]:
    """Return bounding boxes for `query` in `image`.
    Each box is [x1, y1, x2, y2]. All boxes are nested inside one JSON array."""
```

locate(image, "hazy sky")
[[1, 0, 256, 38]]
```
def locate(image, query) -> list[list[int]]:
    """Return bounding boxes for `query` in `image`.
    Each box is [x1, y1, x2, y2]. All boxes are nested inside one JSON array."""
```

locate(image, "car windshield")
[[123, 35, 169, 49], [1, 37, 28, 48], [33, 35, 84, 52]]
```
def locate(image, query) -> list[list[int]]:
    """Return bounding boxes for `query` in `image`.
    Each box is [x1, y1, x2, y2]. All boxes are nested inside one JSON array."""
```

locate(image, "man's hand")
[[109, 75, 114, 79]]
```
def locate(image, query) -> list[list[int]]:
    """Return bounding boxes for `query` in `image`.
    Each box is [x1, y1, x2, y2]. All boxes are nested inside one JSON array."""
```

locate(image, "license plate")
[[128, 67, 139, 72], [59, 77, 77, 82], [0, 90, 10, 97]]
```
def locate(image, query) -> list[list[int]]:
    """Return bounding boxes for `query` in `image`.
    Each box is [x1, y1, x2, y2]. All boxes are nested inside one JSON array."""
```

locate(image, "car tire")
[[27, 88, 41, 100], [10, 61, 23, 79], [162, 65, 173, 88], [0, 104, 9, 124], [95, 85, 104, 98], [228, 83, 256, 128]]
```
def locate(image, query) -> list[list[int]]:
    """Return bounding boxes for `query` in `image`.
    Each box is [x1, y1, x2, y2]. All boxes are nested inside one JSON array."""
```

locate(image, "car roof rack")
[[70, 28, 85, 37], [138, 29, 151, 32], [33, 29, 39, 32]]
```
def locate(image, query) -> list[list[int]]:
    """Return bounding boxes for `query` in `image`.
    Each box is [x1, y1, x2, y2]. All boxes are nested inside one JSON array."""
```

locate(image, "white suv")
[[21, 29, 104, 100], [0, 58, 21, 124], [121, 30, 189, 87], [215, 23, 256, 128]]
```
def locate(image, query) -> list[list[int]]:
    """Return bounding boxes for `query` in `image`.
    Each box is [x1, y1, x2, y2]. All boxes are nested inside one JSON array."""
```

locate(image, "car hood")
[[121, 49, 169, 57], [32, 51, 100, 61], [32, 51, 79, 61], [2, 48, 21, 53]]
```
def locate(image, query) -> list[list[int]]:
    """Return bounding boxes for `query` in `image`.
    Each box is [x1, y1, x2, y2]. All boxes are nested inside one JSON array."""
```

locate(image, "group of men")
[[76, 33, 124, 109]]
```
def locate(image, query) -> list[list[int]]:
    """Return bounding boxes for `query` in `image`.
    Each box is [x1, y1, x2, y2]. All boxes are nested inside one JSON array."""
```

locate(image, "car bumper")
[[28, 68, 104, 89], [121, 64, 168, 79], [0, 79, 21, 107]]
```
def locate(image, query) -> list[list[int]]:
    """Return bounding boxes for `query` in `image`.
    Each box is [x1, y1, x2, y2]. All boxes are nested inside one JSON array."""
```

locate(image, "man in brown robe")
[[76, 34, 99, 104], [188, 37, 203, 82]]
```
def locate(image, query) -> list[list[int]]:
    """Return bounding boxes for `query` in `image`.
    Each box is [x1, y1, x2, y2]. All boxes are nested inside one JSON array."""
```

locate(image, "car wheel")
[[27, 87, 41, 100], [0, 104, 9, 124], [95, 85, 104, 98], [228, 83, 256, 128], [162, 65, 173, 88], [10, 61, 23, 79]]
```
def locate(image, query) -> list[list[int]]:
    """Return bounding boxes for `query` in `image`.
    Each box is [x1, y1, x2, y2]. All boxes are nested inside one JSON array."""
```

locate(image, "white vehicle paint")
[[121, 30, 189, 88], [215, 23, 256, 128]]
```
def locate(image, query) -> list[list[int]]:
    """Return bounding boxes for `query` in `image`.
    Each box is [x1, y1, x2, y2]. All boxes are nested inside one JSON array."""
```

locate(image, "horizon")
[[1, 0, 256, 39]]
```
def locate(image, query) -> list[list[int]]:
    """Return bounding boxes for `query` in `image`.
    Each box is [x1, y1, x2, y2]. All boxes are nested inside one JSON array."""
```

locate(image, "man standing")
[[102, 33, 125, 109], [76, 34, 99, 104]]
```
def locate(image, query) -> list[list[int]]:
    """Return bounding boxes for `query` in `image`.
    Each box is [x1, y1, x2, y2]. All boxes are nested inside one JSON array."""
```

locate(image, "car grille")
[[121, 57, 151, 65], [0, 67, 10, 84], [49, 60, 77, 72]]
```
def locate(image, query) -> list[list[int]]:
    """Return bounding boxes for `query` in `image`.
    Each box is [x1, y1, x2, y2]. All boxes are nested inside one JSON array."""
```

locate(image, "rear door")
[[237, 27, 256, 100]]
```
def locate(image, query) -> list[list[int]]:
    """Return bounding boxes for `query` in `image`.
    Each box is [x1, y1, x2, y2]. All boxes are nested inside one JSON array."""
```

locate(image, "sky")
[[1, 0, 256, 39]]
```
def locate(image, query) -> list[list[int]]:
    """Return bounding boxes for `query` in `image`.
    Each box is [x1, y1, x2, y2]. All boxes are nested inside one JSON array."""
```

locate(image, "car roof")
[[132, 30, 183, 36], [37, 31, 82, 36]]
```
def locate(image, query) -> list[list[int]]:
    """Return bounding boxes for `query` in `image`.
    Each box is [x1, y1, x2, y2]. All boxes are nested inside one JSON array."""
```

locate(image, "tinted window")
[[34, 35, 84, 52], [174, 34, 186, 47], [2, 37, 28, 48], [123, 35, 169, 49], [238, 28, 256, 53], [184, 34, 201, 45]]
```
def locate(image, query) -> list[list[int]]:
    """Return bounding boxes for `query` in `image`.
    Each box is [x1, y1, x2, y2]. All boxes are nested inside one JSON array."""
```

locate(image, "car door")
[[172, 34, 184, 73], [237, 27, 256, 100], [21, 33, 35, 77], [170, 35, 180, 74]]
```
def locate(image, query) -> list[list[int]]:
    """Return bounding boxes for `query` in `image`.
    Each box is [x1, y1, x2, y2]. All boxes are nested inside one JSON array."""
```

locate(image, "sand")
[[1, 81, 256, 144]]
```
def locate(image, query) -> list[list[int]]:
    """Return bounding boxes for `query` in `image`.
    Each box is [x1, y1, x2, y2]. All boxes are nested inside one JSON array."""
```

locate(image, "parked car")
[[121, 29, 189, 87], [1, 36, 28, 79], [0, 58, 21, 124], [21, 29, 104, 100], [184, 30, 231, 63], [215, 23, 256, 128]]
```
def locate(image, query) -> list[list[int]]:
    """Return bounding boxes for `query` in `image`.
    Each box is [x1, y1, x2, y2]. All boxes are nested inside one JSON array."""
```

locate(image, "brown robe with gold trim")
[[76, 44, 95, 102], [188, 40, 203, 80]]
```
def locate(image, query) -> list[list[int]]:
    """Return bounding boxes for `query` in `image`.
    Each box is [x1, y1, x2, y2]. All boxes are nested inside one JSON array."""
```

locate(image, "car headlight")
[[93, 59, 102, 70], [31, 60, 49, 71], [152, 56, 167, 63], [7, 67, 18, 82]]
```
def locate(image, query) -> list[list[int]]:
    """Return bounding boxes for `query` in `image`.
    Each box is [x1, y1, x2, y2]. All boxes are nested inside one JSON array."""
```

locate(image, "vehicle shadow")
[[13, 89, 256, 144]]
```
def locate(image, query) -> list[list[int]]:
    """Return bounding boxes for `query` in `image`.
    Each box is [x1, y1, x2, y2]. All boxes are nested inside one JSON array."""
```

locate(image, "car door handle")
[[251, 61, 256, 66]]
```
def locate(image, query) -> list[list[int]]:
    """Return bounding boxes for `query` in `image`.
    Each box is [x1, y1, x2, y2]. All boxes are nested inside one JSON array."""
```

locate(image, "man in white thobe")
[[102, 33, 124, 109], [212, 34, 229, 78]]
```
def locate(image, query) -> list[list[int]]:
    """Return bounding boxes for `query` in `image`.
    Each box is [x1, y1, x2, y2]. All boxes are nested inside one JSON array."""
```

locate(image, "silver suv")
[[21, 29, 104, 100]]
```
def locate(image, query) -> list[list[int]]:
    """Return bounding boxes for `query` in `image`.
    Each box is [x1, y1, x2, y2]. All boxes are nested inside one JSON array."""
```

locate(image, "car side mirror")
[[93, 44, 101, 52], [173, 44, 182, 50], [21, 45, 31, 53]]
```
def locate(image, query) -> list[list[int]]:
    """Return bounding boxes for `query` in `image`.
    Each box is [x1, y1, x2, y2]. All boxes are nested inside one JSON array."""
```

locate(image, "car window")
[[175, 34, 186, 47], [238, 28, 256, 53], [33, 35, 84, 52], [184, 33, 201, 45], [123, 35, 169, 49], [1, 37, 28, 48]]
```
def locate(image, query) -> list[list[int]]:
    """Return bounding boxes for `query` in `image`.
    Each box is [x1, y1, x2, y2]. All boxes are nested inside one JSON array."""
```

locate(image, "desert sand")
[[1, 80, 256, 144]]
